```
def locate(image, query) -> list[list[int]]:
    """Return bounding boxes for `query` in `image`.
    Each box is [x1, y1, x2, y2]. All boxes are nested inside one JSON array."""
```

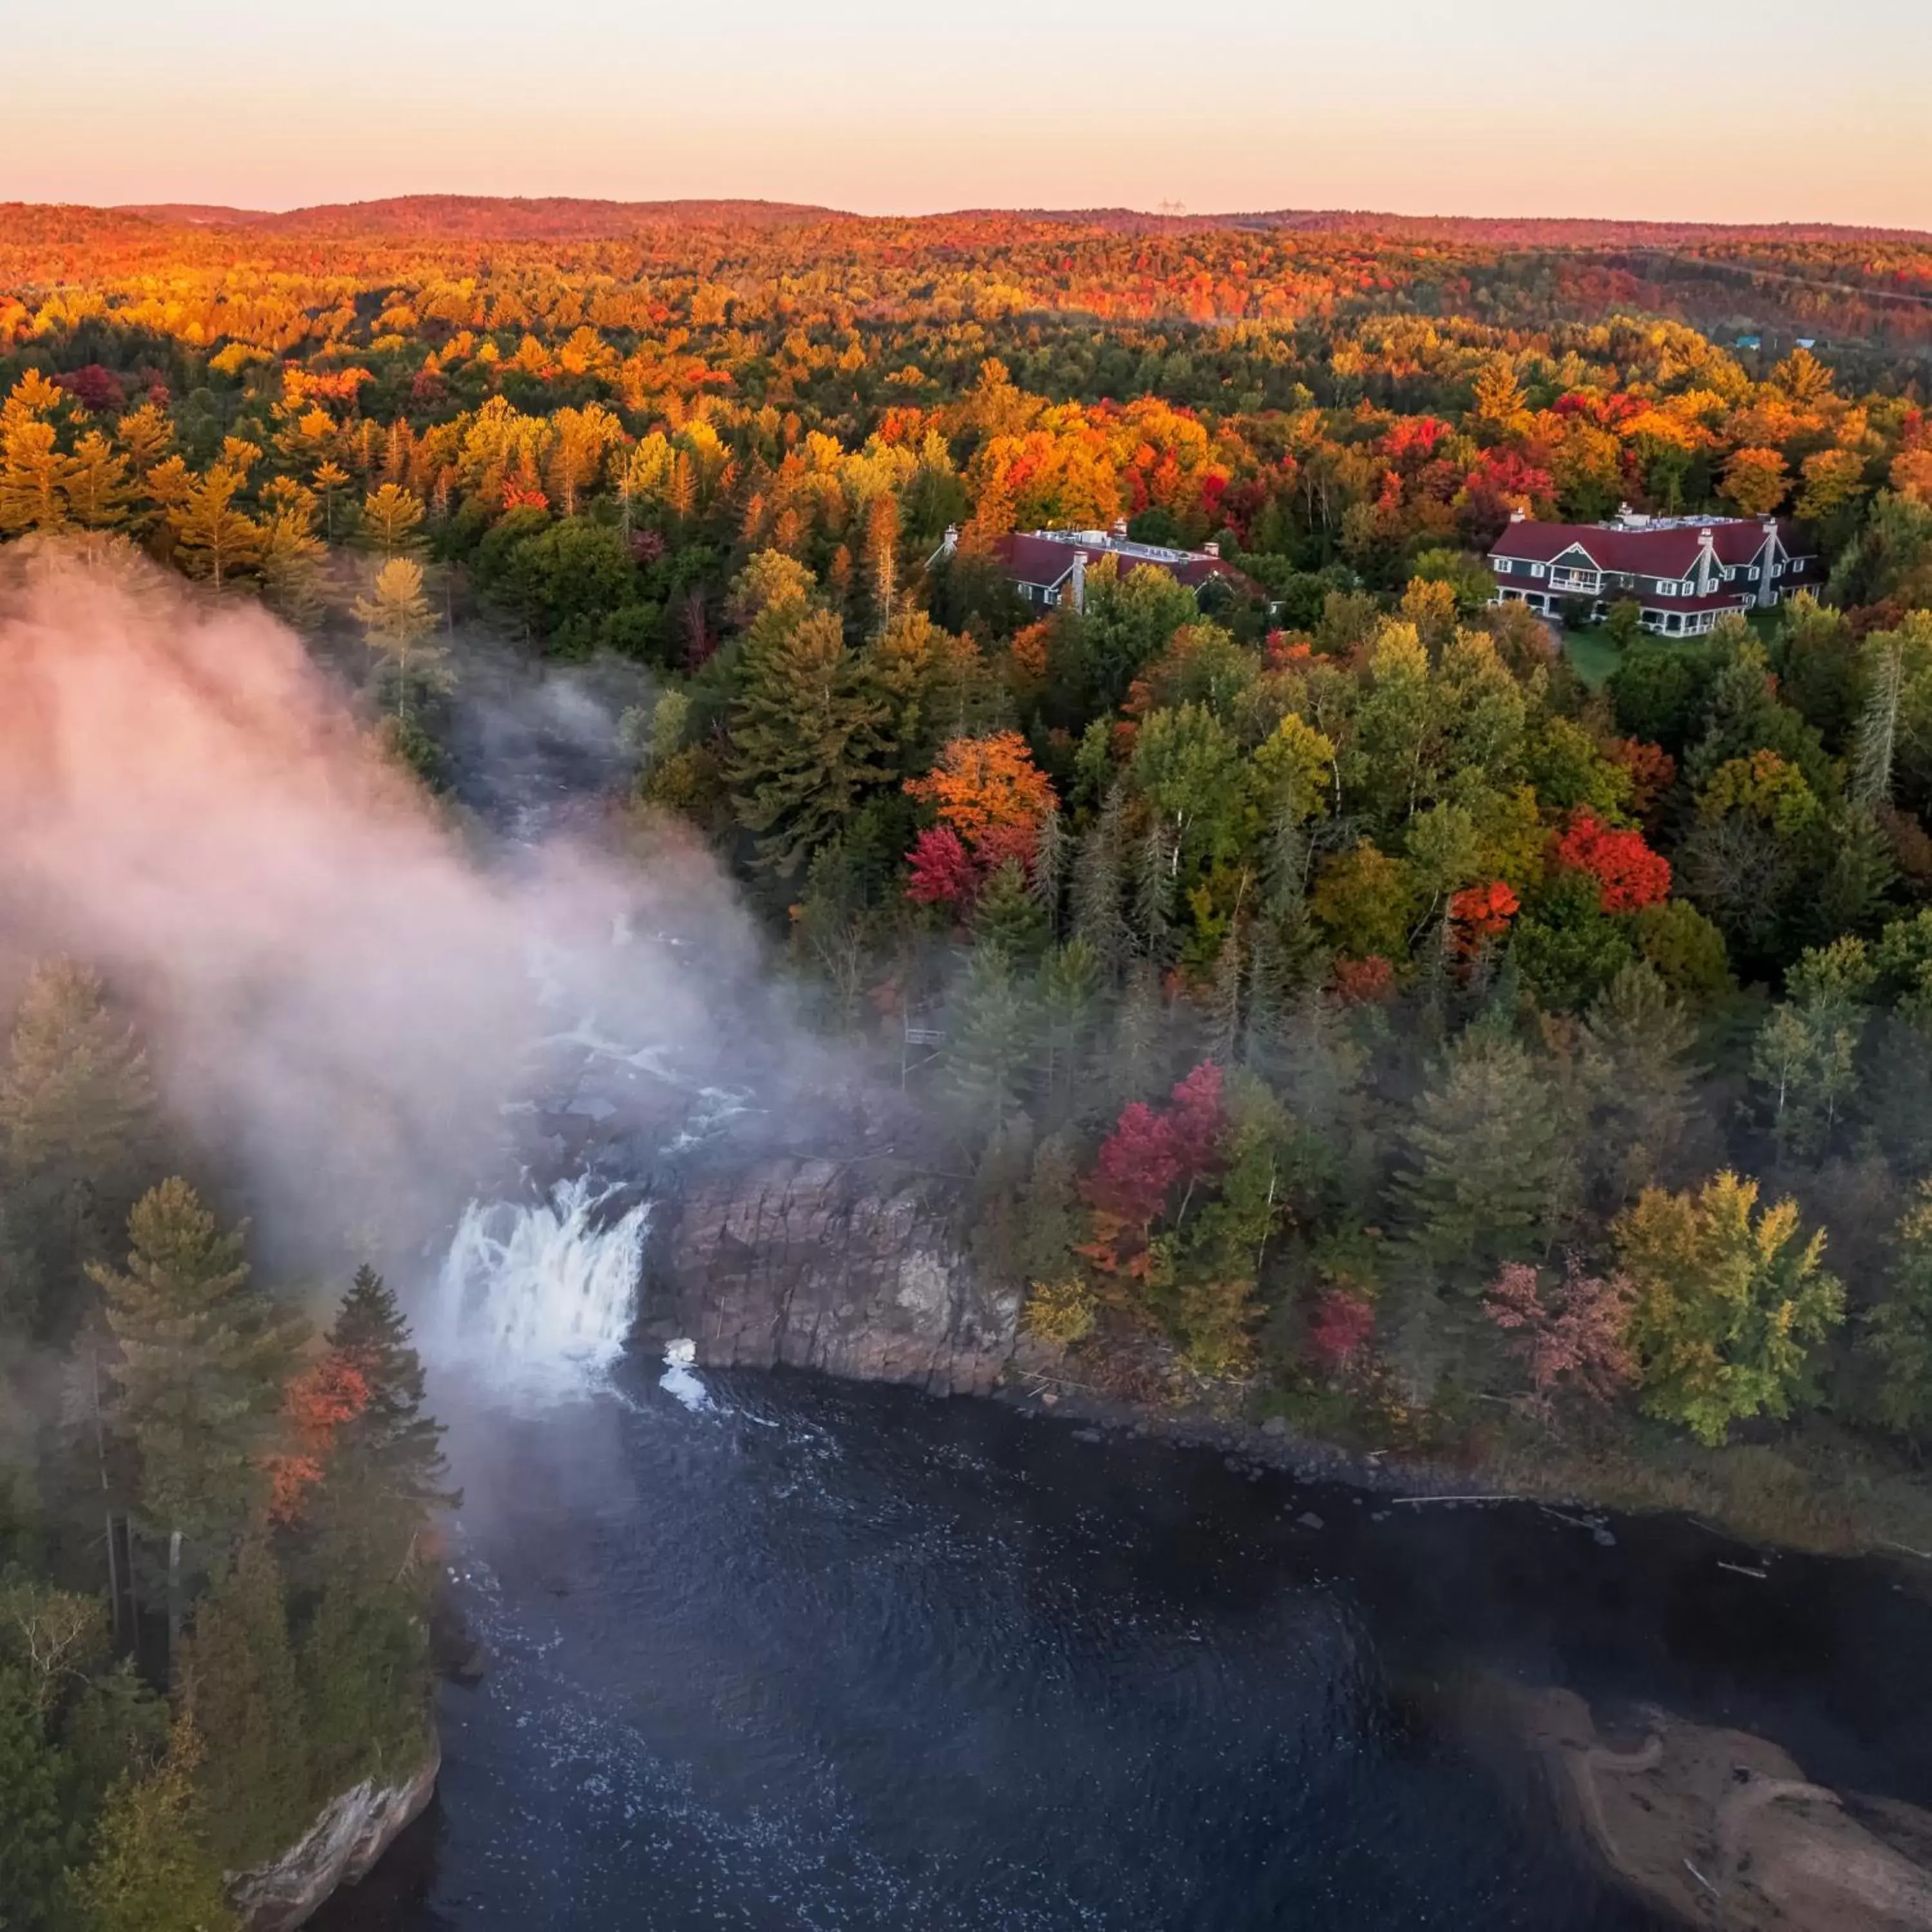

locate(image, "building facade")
[[936, 520, 1262, 614], [1487, 508, 1822, 636]]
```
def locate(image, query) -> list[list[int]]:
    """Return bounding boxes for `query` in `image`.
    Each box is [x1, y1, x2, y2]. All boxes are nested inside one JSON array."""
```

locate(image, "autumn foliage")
[[1306, 1289, 1377, 1374], [1483, 1257, 1638, 1410], [1549, 811, 1672, 913], [904, 731, 1056, 911], [1078, 1061, 1226, 1280], [1448, 880, 1520, 952], [262, 1354, 370, 1525]]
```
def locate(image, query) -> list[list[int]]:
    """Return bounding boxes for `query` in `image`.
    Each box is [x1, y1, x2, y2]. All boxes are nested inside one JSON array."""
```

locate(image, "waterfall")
[[437, 1175, 650, 1389]]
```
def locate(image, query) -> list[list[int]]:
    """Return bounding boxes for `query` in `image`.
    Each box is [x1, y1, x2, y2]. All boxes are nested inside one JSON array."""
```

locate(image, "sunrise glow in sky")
[[5, 0, 1928, 227]]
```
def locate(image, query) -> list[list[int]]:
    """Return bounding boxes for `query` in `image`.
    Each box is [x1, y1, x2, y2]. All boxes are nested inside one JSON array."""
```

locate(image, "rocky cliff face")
[[229, 1737, 439, 1932], [636, 1155, 1022, 1395]]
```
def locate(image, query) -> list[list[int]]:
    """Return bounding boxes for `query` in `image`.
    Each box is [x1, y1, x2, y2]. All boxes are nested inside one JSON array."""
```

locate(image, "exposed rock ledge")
[[228, 1734, 439, 1932], [636, 1156, 1022, 1396]]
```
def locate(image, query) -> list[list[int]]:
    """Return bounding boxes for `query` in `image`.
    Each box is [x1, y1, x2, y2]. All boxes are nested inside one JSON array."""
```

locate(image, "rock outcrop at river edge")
[[1499, 1685, 1932, 1931], [636, 1155, 1023, 1395], [227, 1737, 440, 1931]]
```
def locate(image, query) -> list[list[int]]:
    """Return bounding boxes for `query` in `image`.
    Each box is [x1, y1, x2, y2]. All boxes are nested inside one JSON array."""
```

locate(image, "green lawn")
[[1561, 625, 1622, 688]]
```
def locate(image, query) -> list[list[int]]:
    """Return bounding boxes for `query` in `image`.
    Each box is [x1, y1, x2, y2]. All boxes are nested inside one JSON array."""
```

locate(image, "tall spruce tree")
[[728, 606, 891, 877], [943, 944, 1034, 1140], [1390, 1023, 1577, 1283], [0, 960, 155, 1335], [89, 1181, 305, 1660], [178, 1539, 309, 1870], [1577, 961, 1700, 1211], [1069, 785, 1130, 983], [315, 1265, 455, 1571]]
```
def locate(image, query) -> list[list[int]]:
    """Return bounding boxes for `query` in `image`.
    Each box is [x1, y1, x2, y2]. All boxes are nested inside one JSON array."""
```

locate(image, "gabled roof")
[[992, 530, 1261, 598], [1490, 515, 1791, 576]]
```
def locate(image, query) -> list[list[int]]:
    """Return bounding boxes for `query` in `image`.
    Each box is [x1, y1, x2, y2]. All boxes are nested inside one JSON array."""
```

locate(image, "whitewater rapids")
[[436, 1175, 652, 1390]]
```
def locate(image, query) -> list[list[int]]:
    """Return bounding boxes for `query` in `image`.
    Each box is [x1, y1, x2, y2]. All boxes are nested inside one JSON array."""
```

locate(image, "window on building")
[[1530, 563, 1546, 578]]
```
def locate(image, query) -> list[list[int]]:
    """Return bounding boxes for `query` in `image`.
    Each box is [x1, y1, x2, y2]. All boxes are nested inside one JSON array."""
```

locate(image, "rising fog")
[[0, 545, 759, 1278]]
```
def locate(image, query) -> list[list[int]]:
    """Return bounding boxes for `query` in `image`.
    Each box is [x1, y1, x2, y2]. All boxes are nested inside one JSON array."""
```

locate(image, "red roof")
[[1488, 516, 1794, 575], [993, 531, 1260, 598]]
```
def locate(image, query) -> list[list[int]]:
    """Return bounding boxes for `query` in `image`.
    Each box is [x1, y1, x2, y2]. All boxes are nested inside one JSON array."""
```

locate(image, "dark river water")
[[310, 1360, 1932, 1932]]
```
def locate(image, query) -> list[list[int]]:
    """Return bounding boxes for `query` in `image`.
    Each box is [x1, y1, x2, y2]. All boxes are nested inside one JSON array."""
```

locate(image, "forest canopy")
[[8, 194, 1932, 1921]]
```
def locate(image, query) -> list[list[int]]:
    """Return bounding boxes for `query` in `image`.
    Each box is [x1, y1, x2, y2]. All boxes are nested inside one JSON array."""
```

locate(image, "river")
[[312, 1353, 1932, 1931], [306, 679, 1932, 1930]]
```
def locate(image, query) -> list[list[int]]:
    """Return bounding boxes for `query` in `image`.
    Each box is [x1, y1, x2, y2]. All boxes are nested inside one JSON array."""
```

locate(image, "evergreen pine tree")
[[1207, 927, 1243, 1067], [1069, 784, 1130, 983], [1132, 819, 1178, 966], [971, 860, 1048, 962], [315, 1266, 456, 1572], [68, 1714, 236, 1932], [1850, 636, 1904, 810], [1035, 939, 1100, 1113], [90, 1182, 305, 1659], [1029, 802, 1068, 940], [0, 1666, 75, 1931], [299, 1571, 432, 1801], [1808, 806, 1897, 944], [728, 607, 892, 877], [1867, 1179, 1932, 1441], [943, 945, 1034, 1140], [1110, 960, 1167, 1110], [1389, 1023, 1577, 1284], [1578, 961, 1700, 1211], [0, 960, 155, 1332], [179, 1539, 309, 1870]]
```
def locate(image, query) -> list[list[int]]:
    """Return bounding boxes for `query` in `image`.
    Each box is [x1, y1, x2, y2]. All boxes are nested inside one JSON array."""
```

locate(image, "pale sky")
[[3, 0, 1927, 229]]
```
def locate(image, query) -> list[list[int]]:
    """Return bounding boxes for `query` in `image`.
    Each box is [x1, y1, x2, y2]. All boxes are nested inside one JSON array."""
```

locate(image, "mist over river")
[[311, 1356, 1932, 1931]]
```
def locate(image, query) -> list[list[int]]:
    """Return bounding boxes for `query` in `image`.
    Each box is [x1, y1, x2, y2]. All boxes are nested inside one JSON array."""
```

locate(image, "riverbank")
[[632, 1142, 1932, 1566], [992, 1350, 1932, 1566]]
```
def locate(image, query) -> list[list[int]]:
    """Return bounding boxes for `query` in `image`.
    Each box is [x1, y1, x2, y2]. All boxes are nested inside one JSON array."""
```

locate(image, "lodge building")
[[1486, 507, 1823, 636], [936, 520, 1263, 614]]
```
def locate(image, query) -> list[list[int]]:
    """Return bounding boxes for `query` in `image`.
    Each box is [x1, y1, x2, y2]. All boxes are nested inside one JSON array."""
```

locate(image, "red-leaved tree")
[[905, 826, 978, 907], [1482, 1256, 1638, 1412], [1549, 811, 1672, 913], [1078, 1061, 1226, 1280], [261, 1355, 371, 1526], [1448, 880, 1519, 954], [1307, 1289, 1376, 1374]]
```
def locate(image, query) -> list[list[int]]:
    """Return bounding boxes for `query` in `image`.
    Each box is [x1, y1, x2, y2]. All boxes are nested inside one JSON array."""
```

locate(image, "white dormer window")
[[1495, 558, 1513, 573], [1530, 563, 1546, 578]]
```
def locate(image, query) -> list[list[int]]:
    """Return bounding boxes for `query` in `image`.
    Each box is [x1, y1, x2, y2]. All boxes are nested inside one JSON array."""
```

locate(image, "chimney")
[[1508, 506, 1528, 522], [941, 523, 958, 558], [1070, 549, 1088, 614], [1202, 540, 1220, 559], [1110, 516, 1128, 542]]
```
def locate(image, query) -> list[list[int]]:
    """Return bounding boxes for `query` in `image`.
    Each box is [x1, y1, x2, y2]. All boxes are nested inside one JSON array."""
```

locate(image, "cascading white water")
[[437, 1175, 650, 1390]]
